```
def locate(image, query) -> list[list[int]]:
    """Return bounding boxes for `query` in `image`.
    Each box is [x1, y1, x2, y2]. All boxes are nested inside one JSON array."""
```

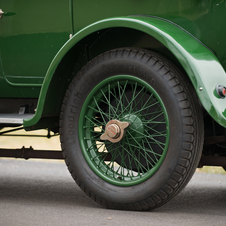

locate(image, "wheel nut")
[[106, 124, 120, 139], [100, 120, 130, 143]]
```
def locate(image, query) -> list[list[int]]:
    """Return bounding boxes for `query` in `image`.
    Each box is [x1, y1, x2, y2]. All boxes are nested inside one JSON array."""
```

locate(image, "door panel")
[[0, 0, 71, 97]]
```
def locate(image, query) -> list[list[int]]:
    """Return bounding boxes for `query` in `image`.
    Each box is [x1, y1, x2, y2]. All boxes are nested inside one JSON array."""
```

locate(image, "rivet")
[[199, 87, 203, 91]]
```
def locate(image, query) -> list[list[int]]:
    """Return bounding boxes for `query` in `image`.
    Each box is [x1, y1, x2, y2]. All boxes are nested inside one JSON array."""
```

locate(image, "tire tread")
[[60, 48, 204, 211]]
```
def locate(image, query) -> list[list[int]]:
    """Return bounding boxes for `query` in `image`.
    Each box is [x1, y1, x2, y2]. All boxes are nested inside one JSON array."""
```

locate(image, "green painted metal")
[[24, 16, 226, 129], [1, 1, 226, 129], [79, 75, 169, 186], [0, 1, 71, 98], [72, 0, 226, 70], [123, 114, 144, 145]]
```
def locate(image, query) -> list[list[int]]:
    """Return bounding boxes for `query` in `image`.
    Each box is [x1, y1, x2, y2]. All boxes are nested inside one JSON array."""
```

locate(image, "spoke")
[[142, 121, 166, 124], [123, 136, 137, 177], [126, 152, 134, 178], [132, 91, 154, 114], [117, 86, 145, 118], [127, 127, 148, 138], [146, 136, 166, 146], [106, 88, 122, 119], [108, 84, 111, 120], [85, 115, 104, 128], [123, 120, 167, 147], [86, 143, 99, 154], [126, 130, 156, 168], [146, 111, 164, 124], [114, 143, 127, 178], [123, 140, 161, 158], [96, 142, 105, 151], [88, 104, 109, 121], [84, 137, 100, 141], [124, 136, 143, 174], [144, 125, 167, 137], [98, 143, 119, 173], [104, 146, 120, 175], [130, 82, 137, 113], [122, 92, 131, 114], [143, 136, 160, 162], [148, 133, 167, 137], [100, 99, 117, 115], [84, 133, 103, 141], [83, 125, 100, 128], [93, 132, 103, 139], [124, 139, 157, 166], [144, 117, 166, 129], [105, 145, 129, 177], [93, 98, 107, 124], [141, 109, 164, 117], [132, 101, 159, 115], [146, 104, 161, 118], [144, 129, 165, 151], [111, 87, 120, 119], [132, 89, 149, 113], [92, 149, 108, 162], [120, 139, 146, 174], [121, 140, 125, 179], [92, 131, 103, 134], [100, 89, 118, 117], [115, 80, 128, 116], [141, 139, 151, 170]]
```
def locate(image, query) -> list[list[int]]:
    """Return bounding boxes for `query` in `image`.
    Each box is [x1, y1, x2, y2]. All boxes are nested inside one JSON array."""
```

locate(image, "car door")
[[0, 0, 71, 98]]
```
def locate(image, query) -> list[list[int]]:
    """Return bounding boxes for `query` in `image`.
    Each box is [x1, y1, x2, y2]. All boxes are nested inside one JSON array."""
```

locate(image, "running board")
[[0, 114, 34, 125]]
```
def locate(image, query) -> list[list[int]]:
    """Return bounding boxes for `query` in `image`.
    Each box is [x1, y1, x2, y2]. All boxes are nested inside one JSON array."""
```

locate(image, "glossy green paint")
[[24, 16, 226, 129], [0, 1, 71, 97], [72, 0, 226, 70], [1, 0, 226, 128]]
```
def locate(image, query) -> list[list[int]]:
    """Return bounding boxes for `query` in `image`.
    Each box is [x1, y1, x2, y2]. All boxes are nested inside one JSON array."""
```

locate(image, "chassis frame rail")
[[0, 146, 63, 160]]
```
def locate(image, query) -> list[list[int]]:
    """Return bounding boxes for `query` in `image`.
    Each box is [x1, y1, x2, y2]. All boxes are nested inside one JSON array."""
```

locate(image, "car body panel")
[[23, 16, 226, 129], [73, 0, 226, 71], [0, 0, 225, 129], [0, 0, 71, 97]]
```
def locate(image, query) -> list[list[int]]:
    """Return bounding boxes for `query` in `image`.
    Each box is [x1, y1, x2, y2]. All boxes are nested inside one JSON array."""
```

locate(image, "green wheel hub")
[[79, 75, 169, 186], [123, 114, 144, 144]]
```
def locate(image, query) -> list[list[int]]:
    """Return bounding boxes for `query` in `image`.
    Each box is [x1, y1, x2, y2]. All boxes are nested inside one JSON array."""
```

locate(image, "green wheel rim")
[[79, 75, 169, 186]]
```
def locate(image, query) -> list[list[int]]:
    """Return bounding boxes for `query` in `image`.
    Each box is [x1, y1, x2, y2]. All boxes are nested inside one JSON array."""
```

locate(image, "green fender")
[[24, 16, 226, 129]]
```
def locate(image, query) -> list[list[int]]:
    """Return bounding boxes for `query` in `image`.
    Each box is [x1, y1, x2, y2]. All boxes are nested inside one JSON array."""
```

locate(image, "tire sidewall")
[[61, 53, 184, 203]]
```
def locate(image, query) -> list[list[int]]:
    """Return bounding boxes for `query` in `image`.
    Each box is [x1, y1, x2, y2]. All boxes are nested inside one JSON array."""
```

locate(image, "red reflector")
[[216, 85, 226, 98], [223, 87, 226, 96]]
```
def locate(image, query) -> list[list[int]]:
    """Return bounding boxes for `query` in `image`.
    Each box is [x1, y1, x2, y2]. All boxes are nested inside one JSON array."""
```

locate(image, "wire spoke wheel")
[[60, 48, 203, 210], [79, 75, 169, 186]]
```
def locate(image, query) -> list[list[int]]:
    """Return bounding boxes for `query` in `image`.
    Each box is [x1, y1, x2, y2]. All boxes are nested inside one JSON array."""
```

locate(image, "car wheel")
[[60, 48, 204, 210]]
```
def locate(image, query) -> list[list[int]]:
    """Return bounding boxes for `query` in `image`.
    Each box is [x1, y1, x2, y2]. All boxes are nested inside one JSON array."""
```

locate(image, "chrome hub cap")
[[100, 119, 130, 143]]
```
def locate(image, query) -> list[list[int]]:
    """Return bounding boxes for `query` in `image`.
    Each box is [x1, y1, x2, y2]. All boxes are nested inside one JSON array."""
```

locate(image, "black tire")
[[60, 48, 204, 210]]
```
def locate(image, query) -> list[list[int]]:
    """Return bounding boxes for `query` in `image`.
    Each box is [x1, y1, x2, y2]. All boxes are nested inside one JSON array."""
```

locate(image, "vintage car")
[[0, 1, 226, 211]]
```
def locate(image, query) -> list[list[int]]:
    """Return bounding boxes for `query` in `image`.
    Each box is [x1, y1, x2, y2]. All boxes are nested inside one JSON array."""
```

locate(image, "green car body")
[[1, 0, 226, 129], [1, 0, 226, 210]]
